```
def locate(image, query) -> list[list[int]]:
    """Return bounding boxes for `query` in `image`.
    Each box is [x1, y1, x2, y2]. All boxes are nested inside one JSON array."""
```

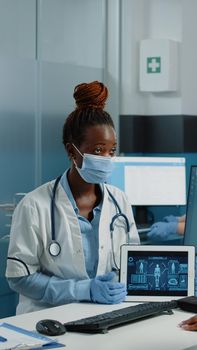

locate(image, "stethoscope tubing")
[[49, 176, 62, 257], [51, 175, 62, 241], [49, 176, 131, 261]]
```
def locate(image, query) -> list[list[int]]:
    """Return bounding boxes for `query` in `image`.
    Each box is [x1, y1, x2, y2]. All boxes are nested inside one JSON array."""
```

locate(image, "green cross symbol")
[[147, 57, 161, 73]]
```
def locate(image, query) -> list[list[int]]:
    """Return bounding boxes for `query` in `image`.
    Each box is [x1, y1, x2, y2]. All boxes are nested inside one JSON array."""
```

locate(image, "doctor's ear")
[[66, 143, 76, 160]]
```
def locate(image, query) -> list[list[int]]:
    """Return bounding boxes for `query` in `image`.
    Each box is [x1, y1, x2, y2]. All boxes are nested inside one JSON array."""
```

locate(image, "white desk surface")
[[1, 302, 197, 350]]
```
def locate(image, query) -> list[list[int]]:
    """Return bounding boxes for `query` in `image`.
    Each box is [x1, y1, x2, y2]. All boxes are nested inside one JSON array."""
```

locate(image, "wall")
[[0, 0, 112, 318], [37, 0, 107, 182], [119, 0, 197, 116], [120, 0, 182, 115], [182, 0, 197, 113], [119, 0, 197, 194], [0, 0, 37, 236], [0, 0, 109, 236]]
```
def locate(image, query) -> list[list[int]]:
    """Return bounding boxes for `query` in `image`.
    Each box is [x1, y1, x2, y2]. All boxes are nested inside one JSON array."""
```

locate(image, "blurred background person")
[[147, 214, 186, 241]]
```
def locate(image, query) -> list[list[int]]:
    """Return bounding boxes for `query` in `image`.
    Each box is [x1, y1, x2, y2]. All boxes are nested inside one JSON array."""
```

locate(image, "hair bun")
[[73, 81, 108, 109]]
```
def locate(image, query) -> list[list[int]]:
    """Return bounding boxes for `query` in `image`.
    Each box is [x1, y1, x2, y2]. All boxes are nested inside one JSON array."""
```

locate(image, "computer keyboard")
[[64, 300, 178, 333]]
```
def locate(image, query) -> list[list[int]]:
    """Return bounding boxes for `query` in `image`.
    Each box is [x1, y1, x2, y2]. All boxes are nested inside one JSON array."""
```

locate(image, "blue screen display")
[[126, 251, 188, 297]]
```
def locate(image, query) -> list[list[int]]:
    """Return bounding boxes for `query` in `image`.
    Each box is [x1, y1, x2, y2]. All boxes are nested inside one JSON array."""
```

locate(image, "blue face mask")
[[72, 144, 114, 184]]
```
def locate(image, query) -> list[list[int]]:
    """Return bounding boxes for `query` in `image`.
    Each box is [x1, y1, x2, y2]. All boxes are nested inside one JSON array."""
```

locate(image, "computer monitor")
[[108, 156, 186, 206], [184, 165, 197, 253], [119, 114, 197, 153]]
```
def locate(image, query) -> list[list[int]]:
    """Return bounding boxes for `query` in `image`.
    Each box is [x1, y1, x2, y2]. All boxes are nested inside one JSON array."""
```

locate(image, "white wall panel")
[[0, 0, 36, 58]]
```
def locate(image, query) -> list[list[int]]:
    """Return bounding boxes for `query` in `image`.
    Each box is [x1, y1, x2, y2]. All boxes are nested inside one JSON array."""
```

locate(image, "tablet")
[[120, 245, 195, 302]]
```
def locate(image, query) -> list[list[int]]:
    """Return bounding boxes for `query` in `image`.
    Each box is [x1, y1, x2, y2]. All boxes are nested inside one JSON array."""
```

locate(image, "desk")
[[0, 302, 197, 350]]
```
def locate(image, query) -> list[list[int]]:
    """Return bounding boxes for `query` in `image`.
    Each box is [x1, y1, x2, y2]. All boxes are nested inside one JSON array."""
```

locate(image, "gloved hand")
[[147, 221, 178, 241], [163, 215, 178, 223], [90, 271, 127, 304]]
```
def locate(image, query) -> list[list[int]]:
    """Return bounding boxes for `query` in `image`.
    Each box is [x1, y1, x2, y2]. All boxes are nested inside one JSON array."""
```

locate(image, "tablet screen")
[[120, 245, 195, 301], [127, 250, 188, 297]]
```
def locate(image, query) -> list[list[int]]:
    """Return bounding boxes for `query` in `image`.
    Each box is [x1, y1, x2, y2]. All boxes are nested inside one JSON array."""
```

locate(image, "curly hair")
[[62, 81, 114, 147]]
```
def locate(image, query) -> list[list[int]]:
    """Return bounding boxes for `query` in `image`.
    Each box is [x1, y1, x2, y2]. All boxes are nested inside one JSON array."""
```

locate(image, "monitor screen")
[[184, 166, 197, 253], [119, 114, 197, 153], [108, 156, 186, 206]]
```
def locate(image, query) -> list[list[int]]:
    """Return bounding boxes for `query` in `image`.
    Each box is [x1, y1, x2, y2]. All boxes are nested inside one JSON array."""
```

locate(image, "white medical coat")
[[6, 179, 140, 313]]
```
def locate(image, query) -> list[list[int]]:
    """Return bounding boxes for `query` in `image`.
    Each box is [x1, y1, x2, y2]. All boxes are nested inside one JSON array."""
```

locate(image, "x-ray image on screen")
[[127, 251, 188, 297]]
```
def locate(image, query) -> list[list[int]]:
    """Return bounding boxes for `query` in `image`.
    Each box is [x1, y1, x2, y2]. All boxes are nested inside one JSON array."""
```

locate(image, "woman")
[[6, 81, 140, 314]]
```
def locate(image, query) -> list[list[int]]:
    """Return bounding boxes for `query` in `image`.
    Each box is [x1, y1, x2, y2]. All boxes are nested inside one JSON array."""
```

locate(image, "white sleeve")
[[6, 198, 43, 277]]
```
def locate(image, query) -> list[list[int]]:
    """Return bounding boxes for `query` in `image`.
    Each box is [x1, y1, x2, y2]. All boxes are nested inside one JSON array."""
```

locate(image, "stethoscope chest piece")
[[49, 241, 61, 257]]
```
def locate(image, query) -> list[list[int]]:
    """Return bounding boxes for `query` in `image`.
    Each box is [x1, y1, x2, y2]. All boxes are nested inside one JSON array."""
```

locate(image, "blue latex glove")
[[147, 221, 178, 241], [163, 215, 178, 223], [90, 272, 127, 304]]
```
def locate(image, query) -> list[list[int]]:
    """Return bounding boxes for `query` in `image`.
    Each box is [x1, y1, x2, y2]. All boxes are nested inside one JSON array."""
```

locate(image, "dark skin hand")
[[179, 315, 197, 331], [66, 124, 117, 221]]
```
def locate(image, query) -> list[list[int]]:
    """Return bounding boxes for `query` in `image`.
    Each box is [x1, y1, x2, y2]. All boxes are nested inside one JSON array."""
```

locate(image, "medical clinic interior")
[[1, 0, 197, 347]]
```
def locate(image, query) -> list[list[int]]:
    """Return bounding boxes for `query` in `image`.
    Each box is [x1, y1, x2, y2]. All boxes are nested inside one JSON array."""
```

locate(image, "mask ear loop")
[[72, 143, 84, 169], [72, 157, 77, 168], [72, 143, 84, 157]]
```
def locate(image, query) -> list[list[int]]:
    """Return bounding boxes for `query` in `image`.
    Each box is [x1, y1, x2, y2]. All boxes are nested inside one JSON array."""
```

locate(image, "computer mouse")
[[36, 319, 66, 336]]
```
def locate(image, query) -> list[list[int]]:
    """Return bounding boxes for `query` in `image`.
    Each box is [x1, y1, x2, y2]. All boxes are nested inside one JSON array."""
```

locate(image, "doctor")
[[6, 81, 140, 314]]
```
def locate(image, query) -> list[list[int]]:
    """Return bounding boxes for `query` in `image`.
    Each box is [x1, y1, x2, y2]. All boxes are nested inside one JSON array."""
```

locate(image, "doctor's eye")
[[109, 147, 117, 156], [93, 146, 117, 156], [94, 147, 103, 155]]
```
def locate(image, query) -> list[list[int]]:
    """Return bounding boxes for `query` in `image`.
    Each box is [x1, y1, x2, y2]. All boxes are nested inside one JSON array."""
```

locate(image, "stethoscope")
[[49, 176, 131, 267]]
